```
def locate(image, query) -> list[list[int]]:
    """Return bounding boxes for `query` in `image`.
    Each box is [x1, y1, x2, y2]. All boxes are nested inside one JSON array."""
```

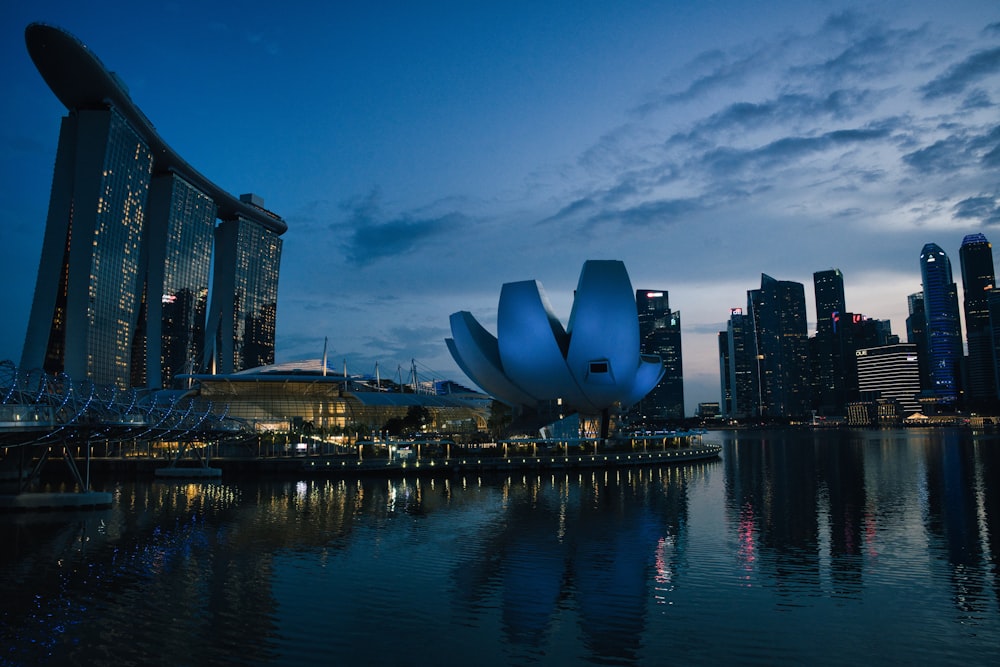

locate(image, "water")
[[2, 428, 999, 666]]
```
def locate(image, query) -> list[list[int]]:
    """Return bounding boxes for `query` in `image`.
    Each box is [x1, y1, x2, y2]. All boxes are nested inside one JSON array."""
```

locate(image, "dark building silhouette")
[[906, 292, 932, 392], [749, 274, 810, 418], [634, 290, 684, 420], [919, 243, 963, 406], [19, 24, 285, 389], [959, 233, 997, 406], [719, 329, 732, 416], [812, 269, 847, 416], [720, 307, 759, 418]]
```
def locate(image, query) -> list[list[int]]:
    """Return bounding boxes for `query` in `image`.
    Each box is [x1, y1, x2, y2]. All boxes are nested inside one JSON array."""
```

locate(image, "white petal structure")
[[446, 260, 664, 414]]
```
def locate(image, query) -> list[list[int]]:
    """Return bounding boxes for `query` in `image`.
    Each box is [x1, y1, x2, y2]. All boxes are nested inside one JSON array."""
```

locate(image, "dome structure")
[[446, 260, 664, 415]]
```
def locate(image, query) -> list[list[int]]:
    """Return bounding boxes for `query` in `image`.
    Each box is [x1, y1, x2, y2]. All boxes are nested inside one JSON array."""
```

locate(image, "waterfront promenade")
[[33, 437, 722, 478]]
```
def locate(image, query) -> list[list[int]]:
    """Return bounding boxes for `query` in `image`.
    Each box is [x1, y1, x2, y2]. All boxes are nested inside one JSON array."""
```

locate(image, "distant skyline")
[[1, 1, 998, 414]]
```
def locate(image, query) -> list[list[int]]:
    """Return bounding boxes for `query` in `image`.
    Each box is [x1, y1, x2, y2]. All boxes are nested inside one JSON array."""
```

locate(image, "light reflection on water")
[[1, 428, 999, 666]]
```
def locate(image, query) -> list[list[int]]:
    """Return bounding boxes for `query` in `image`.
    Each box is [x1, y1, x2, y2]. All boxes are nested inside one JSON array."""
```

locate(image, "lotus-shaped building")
[[446, 260, 664, 419]]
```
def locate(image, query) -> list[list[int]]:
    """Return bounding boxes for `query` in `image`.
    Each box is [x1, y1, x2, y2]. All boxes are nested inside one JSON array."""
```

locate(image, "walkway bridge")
[[0, 360, 252, 509]]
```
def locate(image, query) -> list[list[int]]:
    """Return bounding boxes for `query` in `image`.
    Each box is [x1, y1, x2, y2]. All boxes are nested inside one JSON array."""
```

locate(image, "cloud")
[[954, 196, 1000, 225], [592, 197, 706, 228], [961, 89, 994, 110], [921, 46, 1000, 99], [903, 125, 1000, 174], [700, 126, 891, 176], [336, 189, 466, 265]]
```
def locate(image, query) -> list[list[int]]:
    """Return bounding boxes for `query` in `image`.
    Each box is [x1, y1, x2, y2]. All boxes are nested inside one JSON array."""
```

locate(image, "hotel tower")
[[20, 23, 286, 389]]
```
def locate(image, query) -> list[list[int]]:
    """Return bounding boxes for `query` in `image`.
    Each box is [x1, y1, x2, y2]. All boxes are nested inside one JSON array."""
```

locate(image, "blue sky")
[[1, 1, 998, 414]]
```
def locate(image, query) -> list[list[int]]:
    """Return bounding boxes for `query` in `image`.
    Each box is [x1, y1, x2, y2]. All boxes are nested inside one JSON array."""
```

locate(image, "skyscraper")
[[723, 307, 759, 418], [919, 243, 963, 406], [634, 290, 684, 420], [20, 24, 286, 389], [906, 292, 931, 391], [812, 269, 847, 415], [959, 233, 997, 405], [749, 274, 810, 418], [814, 269, 846, 336]]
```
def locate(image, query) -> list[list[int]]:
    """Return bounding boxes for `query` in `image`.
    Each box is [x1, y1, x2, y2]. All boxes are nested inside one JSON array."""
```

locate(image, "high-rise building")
[[718, 330, 733, 416], [905, 292, 931, 390], [749, 274, 810, 418], [634, 290, 684, 420], [814, 269, 846, 336], [959, 233, 997, 405], [855, 344, 921, 415], [812, 269, 847, 415], [919, 243, 963, 406], [20, 24, 286, 389], [723, 307, 759, 418]]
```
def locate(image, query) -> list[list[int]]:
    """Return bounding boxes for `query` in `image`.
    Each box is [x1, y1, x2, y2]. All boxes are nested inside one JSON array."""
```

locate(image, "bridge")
[[0, 360, 252, 509]]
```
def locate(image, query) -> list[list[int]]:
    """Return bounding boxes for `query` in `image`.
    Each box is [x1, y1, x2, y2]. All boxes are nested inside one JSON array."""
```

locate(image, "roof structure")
[[24, 22, 286, 234]]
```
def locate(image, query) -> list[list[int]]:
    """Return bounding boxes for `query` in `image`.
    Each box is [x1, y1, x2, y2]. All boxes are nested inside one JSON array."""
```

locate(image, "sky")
[[1, 1, 998, 415]]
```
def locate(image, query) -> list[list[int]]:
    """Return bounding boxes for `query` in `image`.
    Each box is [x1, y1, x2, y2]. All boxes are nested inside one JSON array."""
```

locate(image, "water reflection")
[[2, 429, 999, 665]]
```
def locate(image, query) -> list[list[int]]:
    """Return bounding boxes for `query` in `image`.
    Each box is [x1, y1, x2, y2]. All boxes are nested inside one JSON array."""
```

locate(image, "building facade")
[[749, 274, 810, 418], [959, 233, 997, 406], [919, 243, 963, 406], [721, 307, 759, 419], [20, 23, 286, 389], [855, 343, 921, 415], [634, 290, 685, 421], [811, 269, 847, 416]]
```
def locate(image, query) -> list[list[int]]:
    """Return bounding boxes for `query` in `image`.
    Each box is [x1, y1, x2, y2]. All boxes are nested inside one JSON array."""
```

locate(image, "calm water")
[[2, 428, 1000, 666]]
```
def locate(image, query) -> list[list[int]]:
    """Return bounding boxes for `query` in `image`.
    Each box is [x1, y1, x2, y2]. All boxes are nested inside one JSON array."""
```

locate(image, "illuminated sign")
[[161, 294, 177, 304], [646, 292, 664, 298], [730, 307, 743, 315]]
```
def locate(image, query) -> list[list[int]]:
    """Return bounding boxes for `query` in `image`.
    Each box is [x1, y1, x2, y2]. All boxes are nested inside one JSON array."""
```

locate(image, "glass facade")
[[23, 108, 154, 388], [723, 308, 759, 418], [209, 218, 283, 374], [919, 243, 963, 405], [811, 269, 847, 415], [750, 274, 810, 418], [959, 233, 997, 404], [634, 290, 685, 420], [141, 174, 217, 387]]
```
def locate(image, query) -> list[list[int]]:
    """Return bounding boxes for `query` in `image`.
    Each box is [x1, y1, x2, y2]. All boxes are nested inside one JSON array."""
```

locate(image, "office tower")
[[749, 274, 810, 418], [906, 292, 931, 390], [725, 307, 759, 418], [634, 290, 684, 420], [855, 344, 921, 414], [814, 269, 846, 335], [989, 290, 1000, 396], [919, 243, 963, 406], [812, 269, 847, 415], [718, 330, 733, 416], [959, 233, 997, 405], [20, 24, 286, 389]]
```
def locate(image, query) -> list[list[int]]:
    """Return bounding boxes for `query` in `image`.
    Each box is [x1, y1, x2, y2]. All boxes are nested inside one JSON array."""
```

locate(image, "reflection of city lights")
[[737, 501, 756, 586], [653, 535, 676, 606], [865, 511, 878, 558]]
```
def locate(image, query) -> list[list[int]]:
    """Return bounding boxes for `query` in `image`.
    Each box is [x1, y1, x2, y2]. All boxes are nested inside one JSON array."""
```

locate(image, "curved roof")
[[447, 260, 664, 413], [24, 22, 286, 234]]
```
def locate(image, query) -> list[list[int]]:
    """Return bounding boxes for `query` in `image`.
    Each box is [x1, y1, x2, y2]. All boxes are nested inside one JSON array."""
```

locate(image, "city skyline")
[[1, 1, 998, 413]]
